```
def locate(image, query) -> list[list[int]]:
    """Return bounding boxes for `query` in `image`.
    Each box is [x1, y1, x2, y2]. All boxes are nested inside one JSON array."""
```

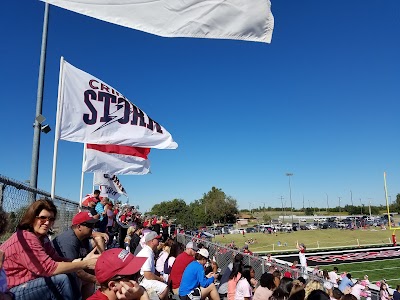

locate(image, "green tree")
[[263, 214, 272, 223]]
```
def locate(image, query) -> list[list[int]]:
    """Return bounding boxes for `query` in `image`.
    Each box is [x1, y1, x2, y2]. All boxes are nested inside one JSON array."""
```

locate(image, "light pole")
[[286, 173, 293, 224], [338, 197, 341, 213], [360, 199, 363, 214], [280, 196, 285, 223], [326, 194, 329, 212]]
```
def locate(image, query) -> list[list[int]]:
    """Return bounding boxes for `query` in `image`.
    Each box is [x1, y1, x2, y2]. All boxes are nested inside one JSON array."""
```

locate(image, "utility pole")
[[350, 190, 353, 206], [280, 196, 285, 223], [326, 194, 329, 212], [302, 195, 305, 210], [338, 197, 342, 213], [286, 173, 294, 224]]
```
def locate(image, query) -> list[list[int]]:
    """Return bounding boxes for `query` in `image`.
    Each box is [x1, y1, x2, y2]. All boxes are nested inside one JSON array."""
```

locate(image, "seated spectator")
[[328, 267, 339, 288], [380, 282, 391, 300], [52, 211, 101, 299], [179, 249, 219, 300], [288, 280, 305, 300], [307, 290, 330, 300], [338, 274, 354, 293], [331, 288, 343, 300], [137, 231, 169, 300], [393, 285, 400, 300], [169, 242, 198, 295], [218, 253, 242, 300], [0, 199, 98, 299], [253, 272, 277, 300], [304, 280, 324, 300], [0, 208, 14, 300], [235, 265, 255, 300], [87, 248, 149, 300], [125, 226, 137, 251], [228, 255, 244, 300], [272, 277, 293, 300], [322, 270, 333, 295]]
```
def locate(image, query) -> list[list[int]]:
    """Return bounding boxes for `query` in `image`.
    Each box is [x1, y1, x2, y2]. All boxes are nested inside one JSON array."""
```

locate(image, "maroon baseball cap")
[[95, 249, 147, 283], [72, 212, 99, 226]]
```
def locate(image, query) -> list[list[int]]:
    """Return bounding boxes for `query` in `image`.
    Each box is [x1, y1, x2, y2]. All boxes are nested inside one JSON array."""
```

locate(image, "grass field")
[[213, 228, 394, 253], [323, 259, 400, 286]]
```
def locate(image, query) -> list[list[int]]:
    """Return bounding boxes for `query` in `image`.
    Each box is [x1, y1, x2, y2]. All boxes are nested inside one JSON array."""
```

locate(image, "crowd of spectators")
[[0, 196, 397, 300]]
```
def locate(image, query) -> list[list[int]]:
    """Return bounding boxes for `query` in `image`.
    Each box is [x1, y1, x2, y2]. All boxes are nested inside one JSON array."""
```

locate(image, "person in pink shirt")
[[227, 254, 244, 300], [0, 198, 99, 300]]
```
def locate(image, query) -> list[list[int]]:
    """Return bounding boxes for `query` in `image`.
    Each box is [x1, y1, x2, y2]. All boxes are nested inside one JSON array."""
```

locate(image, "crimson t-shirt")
[[87, 290, 109, 300]]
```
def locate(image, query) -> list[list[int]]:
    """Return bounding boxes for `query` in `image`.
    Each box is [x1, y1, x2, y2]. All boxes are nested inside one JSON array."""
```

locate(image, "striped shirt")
[[0, 230, 65, 288]]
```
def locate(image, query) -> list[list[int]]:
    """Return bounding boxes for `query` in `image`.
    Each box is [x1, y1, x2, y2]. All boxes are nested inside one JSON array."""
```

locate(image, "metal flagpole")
[[79, 144, 86, 207], [51, 56, 65, 199], [30, 2, 49, 202]]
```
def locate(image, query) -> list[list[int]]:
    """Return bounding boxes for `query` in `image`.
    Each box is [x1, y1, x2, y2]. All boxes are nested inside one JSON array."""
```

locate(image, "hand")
[[114, 281, 144, 299], [83, 247, 100, 269]]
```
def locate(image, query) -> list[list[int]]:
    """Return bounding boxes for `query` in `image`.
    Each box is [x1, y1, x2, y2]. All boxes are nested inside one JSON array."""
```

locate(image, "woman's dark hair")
[[229, 258, 244, 280], [307, 290, 330, 300], [322, 270, 329, 280], [241, 265, 253, 285], [331, 288, 343, 300], [260, 272, 276, 290], [0, 208, 9, 236], [17, 198, 57, 232], [272, 277, 293, 300], [340, 294, 357, 300], [168, 242, 183, 259]]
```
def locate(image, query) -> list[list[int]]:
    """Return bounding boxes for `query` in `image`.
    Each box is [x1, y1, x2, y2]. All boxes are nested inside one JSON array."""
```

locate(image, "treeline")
[[150, 187, 238, 228]]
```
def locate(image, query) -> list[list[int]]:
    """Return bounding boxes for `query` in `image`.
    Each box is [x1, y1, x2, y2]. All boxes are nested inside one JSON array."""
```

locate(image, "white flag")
[[94, 173, 127, 195], [100, 185, 121, 201], [84, 144, 150, 175], [42, 0, 274, 43], [58, 60, 177, 149]]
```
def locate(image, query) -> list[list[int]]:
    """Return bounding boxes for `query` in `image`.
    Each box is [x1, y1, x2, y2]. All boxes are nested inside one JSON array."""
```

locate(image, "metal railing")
[[0, 174, 79, 239]]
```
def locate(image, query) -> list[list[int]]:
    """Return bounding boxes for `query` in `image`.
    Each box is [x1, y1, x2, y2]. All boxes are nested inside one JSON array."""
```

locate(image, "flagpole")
[[51, 56, 65, 199], [79, 144, 86, 207], [29, 2, 49, 202]]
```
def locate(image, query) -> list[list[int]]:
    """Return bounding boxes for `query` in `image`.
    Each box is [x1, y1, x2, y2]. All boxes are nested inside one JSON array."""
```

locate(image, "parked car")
[[337, 222, 346, 228], [246, 227, 256, 233], [307, 224, 318, 230]]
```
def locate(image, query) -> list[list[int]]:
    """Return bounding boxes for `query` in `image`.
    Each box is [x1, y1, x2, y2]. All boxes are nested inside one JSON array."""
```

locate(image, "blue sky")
[[1, 1, 399, 213]]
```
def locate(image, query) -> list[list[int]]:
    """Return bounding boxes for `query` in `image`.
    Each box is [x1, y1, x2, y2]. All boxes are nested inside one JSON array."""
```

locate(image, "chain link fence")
[[176, 233, 380, 300], [0, 174, 79, 240]]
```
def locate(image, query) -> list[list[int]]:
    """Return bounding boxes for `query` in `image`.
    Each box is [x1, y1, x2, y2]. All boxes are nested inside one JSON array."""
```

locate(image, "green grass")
[[323, 259, 400, 286], [213, 229, 394, 253]]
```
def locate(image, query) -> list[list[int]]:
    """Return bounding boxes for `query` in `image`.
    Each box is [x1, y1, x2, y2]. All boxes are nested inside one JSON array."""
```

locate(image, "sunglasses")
[[80, 222, 95, 228], [111, 273, 140, 282], [36, 216, 56, 222]]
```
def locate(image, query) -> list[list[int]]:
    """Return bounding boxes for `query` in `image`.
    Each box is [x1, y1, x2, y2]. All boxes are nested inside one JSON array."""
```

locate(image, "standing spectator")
[[52, 211, 101, 299], [87, 248, 149, 300], [105, 201, 115, 234], [137, 231, 169, 300], [296, 242, 307, 278], [96, 197, 109, 233], [125, 226, 137, 251], [243, 245, 253, 255], [179, 249, 219, 300], [169, 242, 198, 295], [0, 199, 99, 299], [152, 216, 162, 235], [161, 219, 170, 242]]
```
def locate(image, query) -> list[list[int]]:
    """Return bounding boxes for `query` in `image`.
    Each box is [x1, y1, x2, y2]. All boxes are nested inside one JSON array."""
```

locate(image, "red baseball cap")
[[72, 212, 99, 226], [95, 249, 147, 283]]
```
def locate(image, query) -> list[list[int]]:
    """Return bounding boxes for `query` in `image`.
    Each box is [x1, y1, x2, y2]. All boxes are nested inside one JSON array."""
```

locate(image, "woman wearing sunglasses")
[[0, 198, 99, 300]]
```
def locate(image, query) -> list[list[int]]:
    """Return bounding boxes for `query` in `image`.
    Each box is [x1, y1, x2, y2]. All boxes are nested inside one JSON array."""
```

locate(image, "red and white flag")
[[42, 0, 274, 43], [83, 144, 150, 175], [57, 60, 177, 149]]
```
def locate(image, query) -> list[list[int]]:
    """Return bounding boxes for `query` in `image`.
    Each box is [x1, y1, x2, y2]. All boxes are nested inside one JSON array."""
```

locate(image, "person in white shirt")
[[137, 231, 169, 300], [328, 267, 339, 288], [235, 265, 255, 300]]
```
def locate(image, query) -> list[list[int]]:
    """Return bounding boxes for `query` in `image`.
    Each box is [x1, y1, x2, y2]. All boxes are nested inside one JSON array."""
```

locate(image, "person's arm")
[[53, 247, 99, 275], [76, 269, 97, 284], [143, 271, 164, 282], [199, 267, 215, 287]]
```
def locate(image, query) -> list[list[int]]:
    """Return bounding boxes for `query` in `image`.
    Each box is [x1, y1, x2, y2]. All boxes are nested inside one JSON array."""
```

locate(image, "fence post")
[[357, 239, 360, 247], [0, 183, 4, 209]]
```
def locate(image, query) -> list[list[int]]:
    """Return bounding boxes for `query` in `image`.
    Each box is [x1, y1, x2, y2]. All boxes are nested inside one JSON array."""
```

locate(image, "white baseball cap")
[[197, 248, 209, 259]]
